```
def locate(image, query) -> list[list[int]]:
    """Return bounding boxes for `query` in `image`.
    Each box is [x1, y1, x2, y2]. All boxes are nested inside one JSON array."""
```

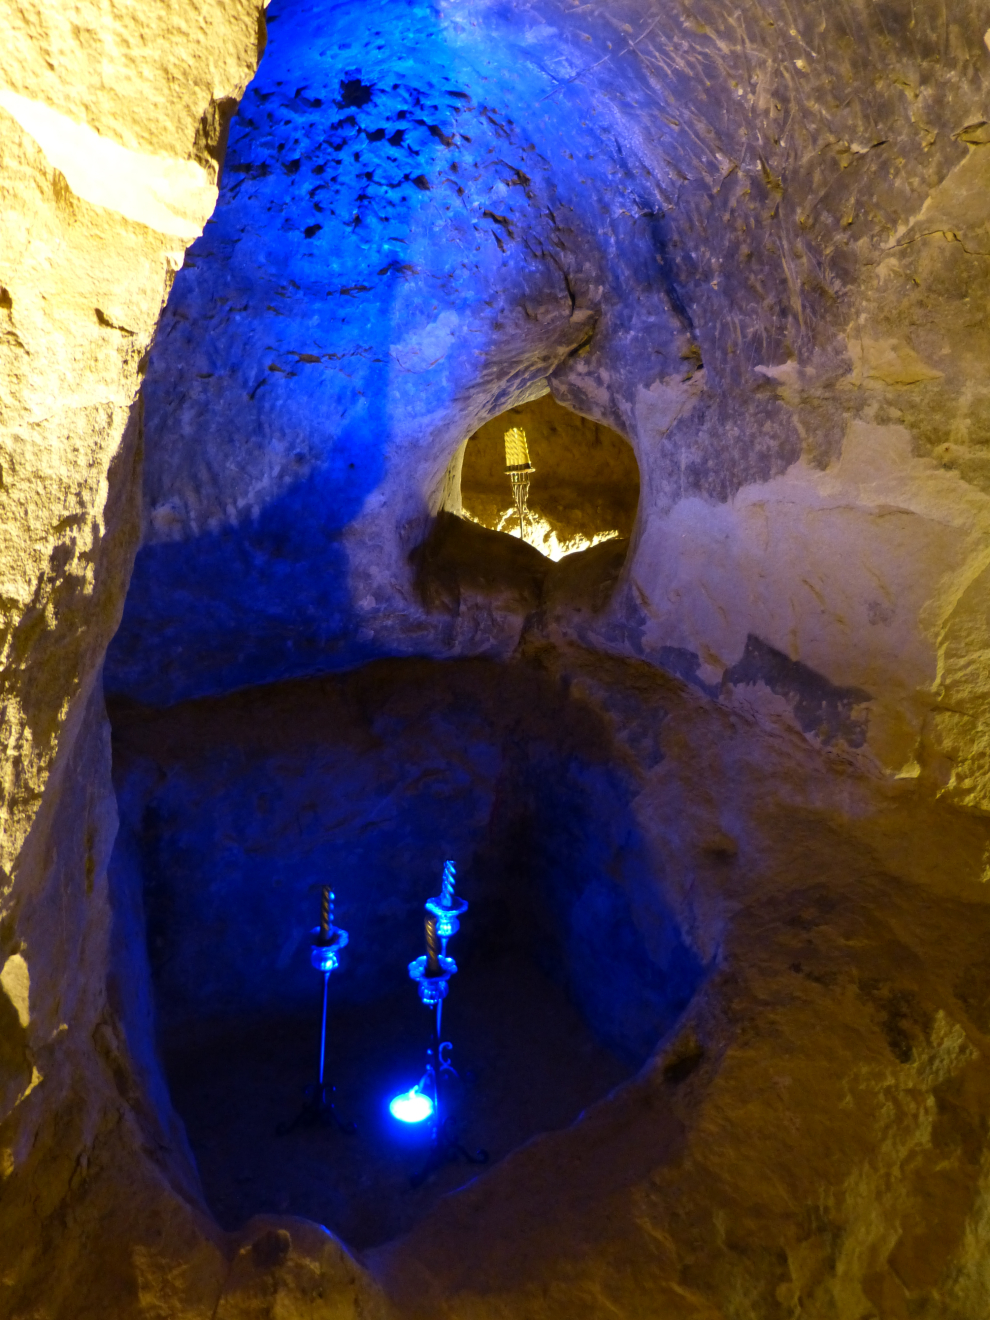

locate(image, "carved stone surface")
[[0, 3, 271, 1317], [103, 0, 990, 816], [4, 0, 990, 1316]]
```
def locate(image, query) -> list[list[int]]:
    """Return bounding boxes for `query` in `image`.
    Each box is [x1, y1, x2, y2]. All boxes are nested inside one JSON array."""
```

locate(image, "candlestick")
[[504, 426, 535, 543], [277, 886, 355, 1135]]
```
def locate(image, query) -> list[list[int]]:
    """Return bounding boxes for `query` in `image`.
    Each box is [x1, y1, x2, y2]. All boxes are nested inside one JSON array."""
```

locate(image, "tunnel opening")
[[448, 394, 640, 563], [107, 652, 704, 1251]]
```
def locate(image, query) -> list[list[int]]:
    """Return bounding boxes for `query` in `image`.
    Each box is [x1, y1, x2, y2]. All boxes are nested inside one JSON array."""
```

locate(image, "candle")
[[504, 426, 533, 471]]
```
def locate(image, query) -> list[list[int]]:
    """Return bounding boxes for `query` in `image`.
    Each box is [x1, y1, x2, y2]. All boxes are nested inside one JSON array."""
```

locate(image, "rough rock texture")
[[0, 6, 388, 1319], [114, 640, 990, 1318], [363, 646, 990, 1319], [6, 0, 990, 1317], [103, 0, 990, 810]]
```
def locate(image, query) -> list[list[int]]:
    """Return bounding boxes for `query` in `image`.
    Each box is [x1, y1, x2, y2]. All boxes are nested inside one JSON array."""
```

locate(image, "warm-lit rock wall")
[[0, 6, 326, 1317], [1, 0, 265, 882], [6, 0, 990, 1316]]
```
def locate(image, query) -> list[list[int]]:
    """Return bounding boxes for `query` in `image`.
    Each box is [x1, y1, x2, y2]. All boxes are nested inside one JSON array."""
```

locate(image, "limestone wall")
[[5, 0, 990, 1316], [104, 0, 990, 821], [0, 5, 274, 1315]]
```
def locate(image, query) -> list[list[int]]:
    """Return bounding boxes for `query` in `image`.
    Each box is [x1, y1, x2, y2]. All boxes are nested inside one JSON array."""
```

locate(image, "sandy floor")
[[162, 952, 632, 1250]]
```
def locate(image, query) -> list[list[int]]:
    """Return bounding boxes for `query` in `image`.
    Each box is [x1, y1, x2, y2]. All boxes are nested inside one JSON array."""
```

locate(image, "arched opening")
[[453, 395, 640, 562]]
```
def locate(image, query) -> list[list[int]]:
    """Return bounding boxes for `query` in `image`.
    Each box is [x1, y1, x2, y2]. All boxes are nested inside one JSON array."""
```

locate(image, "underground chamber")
[[11, 0, 990, 1310], [107, 650, 704, 1250]]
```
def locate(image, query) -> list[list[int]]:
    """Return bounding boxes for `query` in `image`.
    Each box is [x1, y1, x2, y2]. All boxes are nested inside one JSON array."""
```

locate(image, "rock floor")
[[161, 951, 633, 1250]]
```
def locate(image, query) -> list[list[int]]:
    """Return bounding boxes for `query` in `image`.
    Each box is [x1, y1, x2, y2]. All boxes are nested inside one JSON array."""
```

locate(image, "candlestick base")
[[277, 1082, 356, 1135], [410, 1114, 488, 1188]]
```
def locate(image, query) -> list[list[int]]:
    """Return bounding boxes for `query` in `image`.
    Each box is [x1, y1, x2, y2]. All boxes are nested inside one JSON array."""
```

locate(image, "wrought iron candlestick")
[[408, 911, 457, 1058], [504, 426, 535, 543], [278, 886, 355, 1135], [403, 871, 487, 1186], [424, 859, 468, 1038]]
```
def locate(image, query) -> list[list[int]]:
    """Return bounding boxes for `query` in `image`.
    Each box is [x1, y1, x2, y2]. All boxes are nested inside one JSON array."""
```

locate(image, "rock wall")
[[104, 0, 990, 820], [110, 656, 701, 1060], [113, 636, 990, 1318], [5, 0, 990, 1316], [0, 6, 377, 1319]]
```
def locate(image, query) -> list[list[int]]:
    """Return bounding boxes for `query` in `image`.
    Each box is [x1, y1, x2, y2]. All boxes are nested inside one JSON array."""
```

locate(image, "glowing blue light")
[[389, 1087, 434, 1124], [310, 947, 339, 973]]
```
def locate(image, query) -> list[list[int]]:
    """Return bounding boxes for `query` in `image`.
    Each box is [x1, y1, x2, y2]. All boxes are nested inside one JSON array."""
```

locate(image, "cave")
[[101, 229, 660, 1252], [6, 0, 990, 1317], [107, 653, 700, 1249]]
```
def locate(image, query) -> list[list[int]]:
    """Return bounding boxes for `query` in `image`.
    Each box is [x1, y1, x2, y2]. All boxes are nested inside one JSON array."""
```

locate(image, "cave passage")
[[453, 395, 640, 561], [99, 0, 680, 1262]]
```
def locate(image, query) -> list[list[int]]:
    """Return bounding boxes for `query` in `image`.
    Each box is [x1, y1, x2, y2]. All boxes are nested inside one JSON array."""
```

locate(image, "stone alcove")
[[108, 645, 706, 1248], [107, 516, 696, 1253], [450, 394, 640, 561], [98, 14, 668, 1243]]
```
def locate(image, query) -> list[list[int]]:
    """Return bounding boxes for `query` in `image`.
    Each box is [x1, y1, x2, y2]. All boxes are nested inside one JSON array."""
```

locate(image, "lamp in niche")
[[278, 886, 356, 1135], [504, 426, 535, 543]]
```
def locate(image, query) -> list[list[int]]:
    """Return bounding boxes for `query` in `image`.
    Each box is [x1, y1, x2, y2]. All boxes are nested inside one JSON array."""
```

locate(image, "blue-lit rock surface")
[[106, 0, 626, 703], [106, 0, 990, 806], [8, 0, 990, 1317], [110, 655, 701, 1060]]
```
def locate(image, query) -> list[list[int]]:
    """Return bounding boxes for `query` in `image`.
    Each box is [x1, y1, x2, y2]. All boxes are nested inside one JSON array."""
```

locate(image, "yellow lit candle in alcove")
[[504, 427, 535, 542]]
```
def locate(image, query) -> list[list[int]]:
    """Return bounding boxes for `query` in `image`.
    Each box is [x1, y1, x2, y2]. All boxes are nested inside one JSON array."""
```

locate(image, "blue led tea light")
[[389, 1086, 434, 1124]]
